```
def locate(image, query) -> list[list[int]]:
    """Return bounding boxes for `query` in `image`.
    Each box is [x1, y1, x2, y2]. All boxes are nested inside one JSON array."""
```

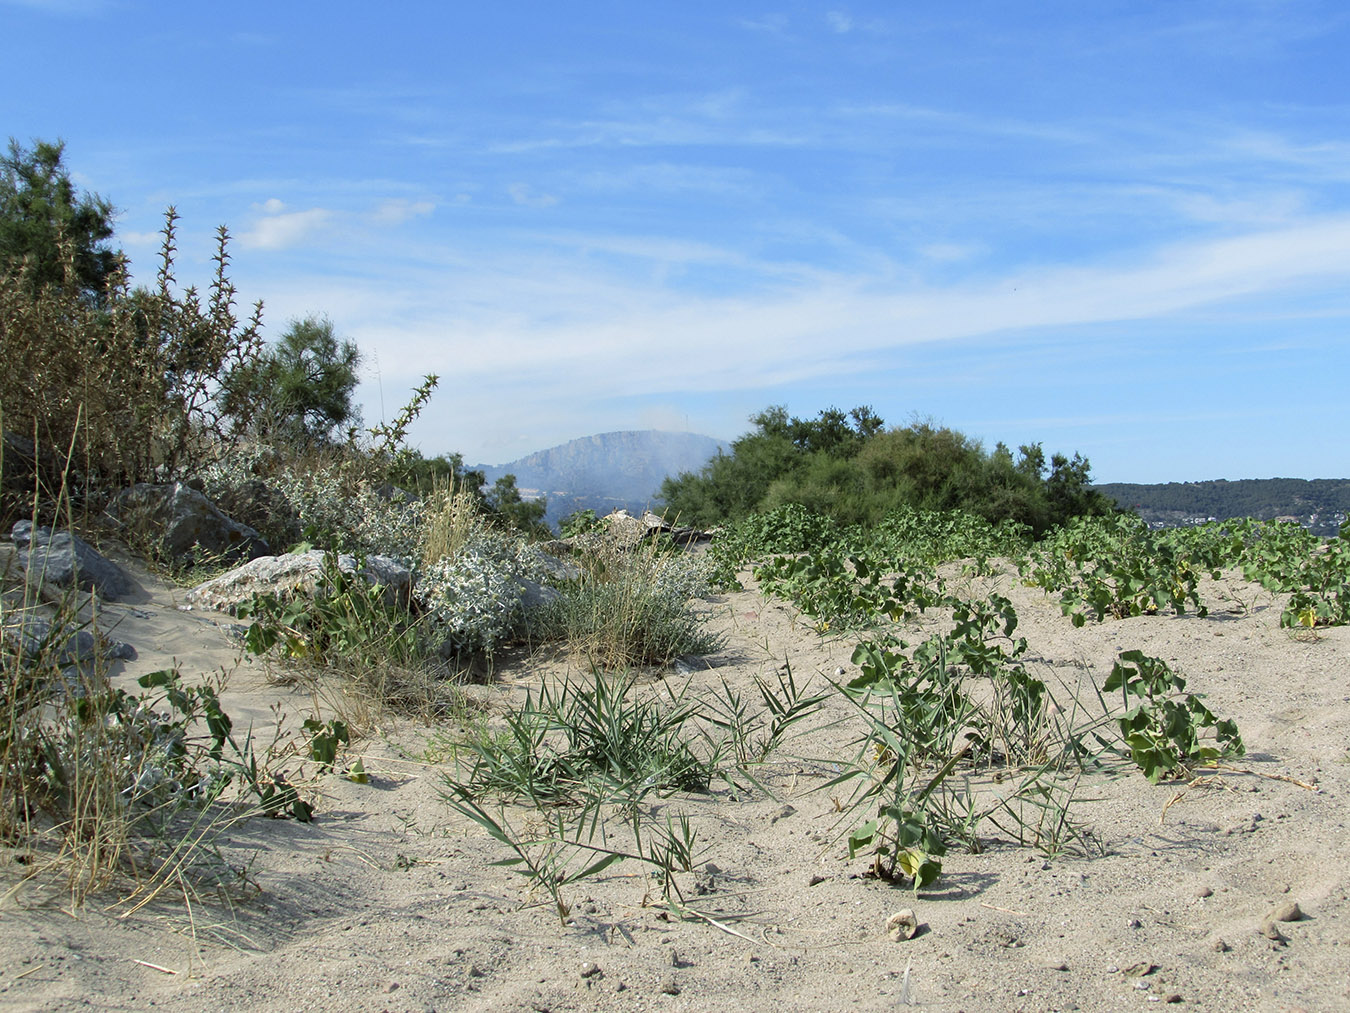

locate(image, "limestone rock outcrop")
[[184, 550, 412, 613]]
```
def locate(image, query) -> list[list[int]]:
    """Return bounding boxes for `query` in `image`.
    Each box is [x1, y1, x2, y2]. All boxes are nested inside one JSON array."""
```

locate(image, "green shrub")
[[1104, 651, 1244, 782], [660, 405, 1109, 535], [454, 674, 712, 804], [416, 527, 559, 658], [0, 608, 315, 903], [443, 674, 717, 922], [1024, 514, 1216, 625], [558, 508, 602, 539]]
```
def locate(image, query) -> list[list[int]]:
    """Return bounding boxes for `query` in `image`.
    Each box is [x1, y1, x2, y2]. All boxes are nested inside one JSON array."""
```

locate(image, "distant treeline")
[[658, 405, 1111, 535], [1095, 479, 1350, 535]]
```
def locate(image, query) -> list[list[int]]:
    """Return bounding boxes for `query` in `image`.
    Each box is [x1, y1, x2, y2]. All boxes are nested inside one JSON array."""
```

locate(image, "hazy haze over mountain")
[[471, 430, 727, 529]]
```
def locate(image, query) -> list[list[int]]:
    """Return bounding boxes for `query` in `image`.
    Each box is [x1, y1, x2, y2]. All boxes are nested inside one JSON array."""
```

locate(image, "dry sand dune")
[[1, 556, 1346, 1012]]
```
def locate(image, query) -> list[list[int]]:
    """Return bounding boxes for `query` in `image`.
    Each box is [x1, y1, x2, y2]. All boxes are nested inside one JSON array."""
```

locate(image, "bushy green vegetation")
[[659, 404, 1112, 535], [453, 502, 1314, 914], [1023, 514, 1350, 630], [706, 501, 1030, 594], [442, 660, 827, 921], [713, 507, 1269, 888], [1105, 651, 1244, 783], [0, 586, 320, 904], [237, 553, 422, 669]]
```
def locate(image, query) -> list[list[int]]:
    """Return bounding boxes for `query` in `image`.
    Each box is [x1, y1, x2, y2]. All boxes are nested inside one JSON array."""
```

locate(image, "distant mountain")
[[1095, 478, 1350, 536], [471, 430, 728, 530]]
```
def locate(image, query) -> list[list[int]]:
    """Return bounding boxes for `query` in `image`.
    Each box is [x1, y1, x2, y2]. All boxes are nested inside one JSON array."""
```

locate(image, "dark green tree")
[[0, 138, 119, 303], [660, 405, 884, 526], [221, 314, 361, 446], [660, 403, 1112, 534], [1016, 442, 1046, 479], [383, 449, 487, 498], [1045, 451, 1112, 525]]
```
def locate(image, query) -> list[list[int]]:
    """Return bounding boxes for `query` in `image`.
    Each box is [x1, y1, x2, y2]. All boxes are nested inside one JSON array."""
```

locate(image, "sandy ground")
[[0, 552, 1346, 1013]]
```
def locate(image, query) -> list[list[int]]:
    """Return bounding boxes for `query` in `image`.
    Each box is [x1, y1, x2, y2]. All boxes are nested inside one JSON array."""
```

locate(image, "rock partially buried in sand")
[[0, 613, 136, 666], [1266, 901, 1304, 923], [1260, 900, 1304, 943], [886, 909, 919, 941], [184, 550, 412, 613], [1261, 920, 1287, 943]]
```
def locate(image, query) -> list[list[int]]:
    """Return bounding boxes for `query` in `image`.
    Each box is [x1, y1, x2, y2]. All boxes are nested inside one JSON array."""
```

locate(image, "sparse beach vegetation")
[[2, 138, 1348, 1010]]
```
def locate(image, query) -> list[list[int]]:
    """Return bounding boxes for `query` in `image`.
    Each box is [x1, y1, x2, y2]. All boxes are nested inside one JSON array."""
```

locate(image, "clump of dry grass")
[[0, 537, 220, 904], [0, 430, 315, 910], [527, 535, 723, 670], [421, 479, 483, 567]]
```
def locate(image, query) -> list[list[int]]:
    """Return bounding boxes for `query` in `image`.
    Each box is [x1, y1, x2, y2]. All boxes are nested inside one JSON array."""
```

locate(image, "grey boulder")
[[515, 577, 561, 613], [1, 612, 136, 666], [110, 482, 270, 564], [533, 547, 582, 583], [10, 521, 133, 600]]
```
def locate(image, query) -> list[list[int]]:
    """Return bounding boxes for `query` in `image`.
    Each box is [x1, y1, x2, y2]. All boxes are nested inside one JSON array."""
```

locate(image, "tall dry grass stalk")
[[0, 425, 261, 910], [422, 477, 483, 567], [1, 423, 131, 902]]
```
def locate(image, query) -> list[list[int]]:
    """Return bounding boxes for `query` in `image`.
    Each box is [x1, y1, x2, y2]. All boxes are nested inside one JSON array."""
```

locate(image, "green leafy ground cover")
[[436, 502, 1350, 915]]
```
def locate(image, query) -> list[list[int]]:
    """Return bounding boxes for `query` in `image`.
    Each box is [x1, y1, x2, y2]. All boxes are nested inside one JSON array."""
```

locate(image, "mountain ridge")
[[469, 430, 728, 529]]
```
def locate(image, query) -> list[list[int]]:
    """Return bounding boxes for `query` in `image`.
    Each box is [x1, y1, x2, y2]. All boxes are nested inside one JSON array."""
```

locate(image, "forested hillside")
[[1096, 479, 1350, 535]]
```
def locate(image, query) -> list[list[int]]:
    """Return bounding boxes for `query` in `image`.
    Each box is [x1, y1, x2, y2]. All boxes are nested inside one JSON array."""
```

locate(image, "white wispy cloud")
[[520, 230, 825, 283], [571, 162, 760, 200], [826, 11, 853, 34], [1219, 129, 1350, 182], [484, 91, 809, 154], [117, 228, 163, 249], [506, 183, 558, 208], [239, 200, 333, 250], [240, 207, 1350, 462], [918, 242, 983, 263], [736, 13, 789, 36], [235, 194, 435, 250], [368, 199, 436, 225]]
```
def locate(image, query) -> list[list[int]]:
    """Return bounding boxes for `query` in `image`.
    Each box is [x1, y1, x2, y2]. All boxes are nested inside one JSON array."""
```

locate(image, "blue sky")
[[4, 1, 1349, 482]]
